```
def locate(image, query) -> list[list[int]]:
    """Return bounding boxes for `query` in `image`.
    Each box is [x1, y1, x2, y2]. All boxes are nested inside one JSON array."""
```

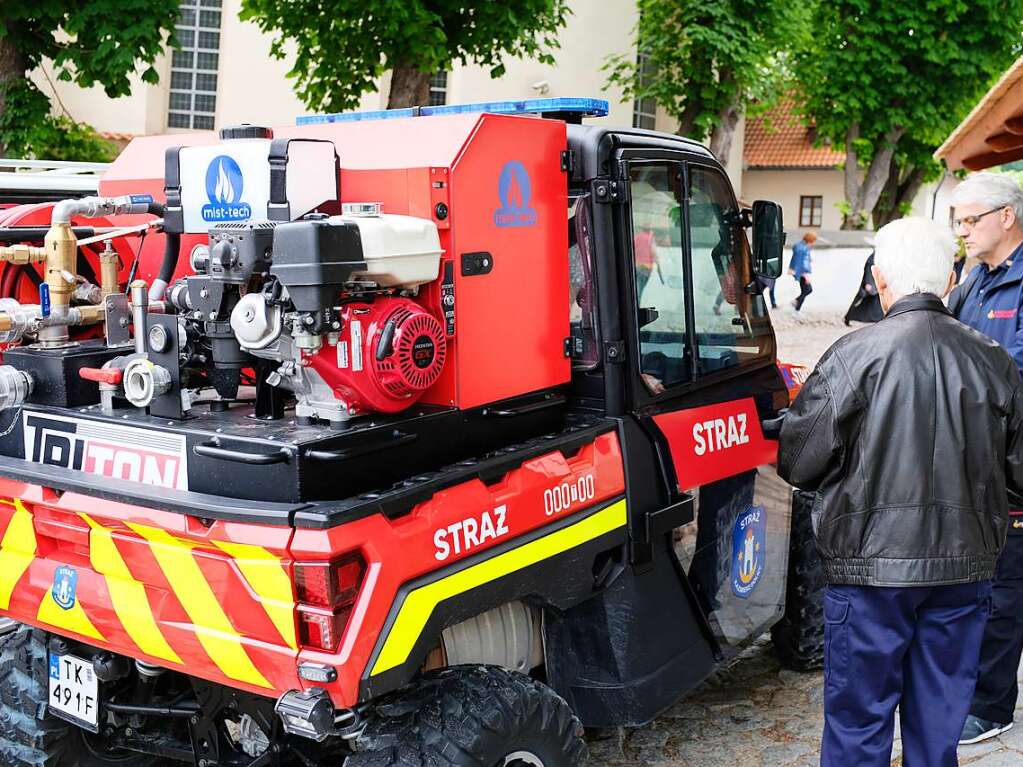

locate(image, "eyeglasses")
[[952, 206, 1007, 231]]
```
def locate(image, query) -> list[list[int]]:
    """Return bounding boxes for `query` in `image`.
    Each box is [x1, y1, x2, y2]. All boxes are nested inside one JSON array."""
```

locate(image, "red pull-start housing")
[[307, 298, 446, 414]]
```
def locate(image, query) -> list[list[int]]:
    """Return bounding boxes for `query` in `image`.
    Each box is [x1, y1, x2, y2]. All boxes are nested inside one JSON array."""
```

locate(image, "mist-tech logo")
[[201, 155, 252, 222]]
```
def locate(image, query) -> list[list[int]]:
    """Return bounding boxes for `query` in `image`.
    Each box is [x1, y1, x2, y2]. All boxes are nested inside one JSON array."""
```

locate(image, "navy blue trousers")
[[822, 581, 991, 767]]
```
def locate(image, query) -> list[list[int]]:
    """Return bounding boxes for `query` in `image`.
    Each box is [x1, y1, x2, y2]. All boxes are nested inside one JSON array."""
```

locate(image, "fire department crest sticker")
[[52, 565, 78, 611], [731, 506, 766, 598]]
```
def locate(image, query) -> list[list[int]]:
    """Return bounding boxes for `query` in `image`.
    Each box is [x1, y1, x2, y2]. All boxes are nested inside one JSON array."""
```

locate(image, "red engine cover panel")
[[307, 298, 446, 415]]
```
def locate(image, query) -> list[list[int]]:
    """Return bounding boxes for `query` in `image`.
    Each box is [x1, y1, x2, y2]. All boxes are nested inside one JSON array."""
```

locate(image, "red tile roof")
[[744, 100, 844, 169], [97, 131, 137, 143]]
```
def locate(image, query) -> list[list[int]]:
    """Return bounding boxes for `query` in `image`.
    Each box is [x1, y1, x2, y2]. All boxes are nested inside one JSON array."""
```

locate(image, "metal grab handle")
[[760, 408, 788, 441], [193, 440, 291, 465], [305, 430, 418, 461], [482, 394, 567, 418]]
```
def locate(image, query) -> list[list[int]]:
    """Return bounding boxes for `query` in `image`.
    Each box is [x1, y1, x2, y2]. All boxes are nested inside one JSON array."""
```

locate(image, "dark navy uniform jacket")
[[951, 242, 1023, 539], [952, 244, 1023, 378]]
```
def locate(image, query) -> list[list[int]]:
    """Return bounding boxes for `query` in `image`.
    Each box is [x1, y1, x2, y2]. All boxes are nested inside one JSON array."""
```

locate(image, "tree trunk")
[[0, 37, 25, 157], [387, 65, 432, 109], [872, 163, 925, 229], [676, 98, 704, 139], [709, 99, 741, 174], [841, 123, 861, 229], [841, 124, 906, 230]]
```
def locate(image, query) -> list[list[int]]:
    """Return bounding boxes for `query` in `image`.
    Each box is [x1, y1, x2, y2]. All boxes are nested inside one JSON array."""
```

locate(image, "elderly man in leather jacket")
[[778, 216, 1023, 767]]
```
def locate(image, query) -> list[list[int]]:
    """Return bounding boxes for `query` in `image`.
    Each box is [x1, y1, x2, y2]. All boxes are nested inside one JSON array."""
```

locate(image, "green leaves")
[[239, 0, 570, 112], [0, 80, 117, 162], [606, 0, 810, 142], [0, 1, 178, 156]]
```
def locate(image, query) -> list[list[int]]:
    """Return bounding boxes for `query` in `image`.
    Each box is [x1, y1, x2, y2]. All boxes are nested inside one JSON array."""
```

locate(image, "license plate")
[[48, 653, 99, 731]]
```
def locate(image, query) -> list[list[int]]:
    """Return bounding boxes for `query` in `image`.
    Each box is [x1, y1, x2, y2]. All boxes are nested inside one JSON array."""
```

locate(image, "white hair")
[[873, 217, 957, 300], [950, 172, 1023, 229]]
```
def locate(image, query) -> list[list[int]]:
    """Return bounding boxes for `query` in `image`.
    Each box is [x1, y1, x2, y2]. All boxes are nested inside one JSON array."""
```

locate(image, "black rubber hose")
[[154, 230, 181, 295], [146, 201, 166, 218]]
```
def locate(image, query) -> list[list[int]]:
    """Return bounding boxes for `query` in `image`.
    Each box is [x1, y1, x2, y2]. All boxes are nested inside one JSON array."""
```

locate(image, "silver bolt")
[[303, 315, 314, 325], [199, 288, 209, 299], [209, 312, 217, 320], [194, 311, 203, 320], [119, 317, 129, 328]]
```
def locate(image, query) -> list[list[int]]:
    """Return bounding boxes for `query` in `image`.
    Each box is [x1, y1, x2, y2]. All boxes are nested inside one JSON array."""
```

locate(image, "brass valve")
[[0, 244, 47, 265]]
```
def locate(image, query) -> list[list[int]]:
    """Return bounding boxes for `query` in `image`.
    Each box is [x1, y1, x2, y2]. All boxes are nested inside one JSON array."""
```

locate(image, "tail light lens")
[[295, 552, 365, 652]]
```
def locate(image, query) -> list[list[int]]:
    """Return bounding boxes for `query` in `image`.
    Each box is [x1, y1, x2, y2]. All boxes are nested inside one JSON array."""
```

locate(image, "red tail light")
[[294, 552, 365, 652]]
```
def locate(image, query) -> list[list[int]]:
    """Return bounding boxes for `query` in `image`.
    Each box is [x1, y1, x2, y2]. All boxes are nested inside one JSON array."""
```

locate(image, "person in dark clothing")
[[779, 216, 1023, 767], [948, 172, 1023, 746], [843, 251, 883, 325]]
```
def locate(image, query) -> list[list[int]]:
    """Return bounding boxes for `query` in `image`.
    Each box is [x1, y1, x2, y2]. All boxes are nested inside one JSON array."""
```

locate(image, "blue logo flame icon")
[[52, 565, 78, 611], [493, 160, 538, 228], [201, 155, 252, 223]]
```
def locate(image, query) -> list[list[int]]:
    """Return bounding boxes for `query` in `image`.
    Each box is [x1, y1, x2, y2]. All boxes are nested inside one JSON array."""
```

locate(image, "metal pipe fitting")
[[0, 244, 47, 265], [130, 280, 148, 355], [0, 299, 40, 344], [0, 365, 33, 410], [99, 240, 119, 298], [122, 358, 171, 408], [51, 195, 158, 226]]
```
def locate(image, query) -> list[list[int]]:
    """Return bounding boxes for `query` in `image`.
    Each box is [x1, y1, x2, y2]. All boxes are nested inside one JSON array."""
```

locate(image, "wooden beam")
[[1006, 115, 1023, 135], [963, 144, 1023, 171], [985, 131, 1023, 152]]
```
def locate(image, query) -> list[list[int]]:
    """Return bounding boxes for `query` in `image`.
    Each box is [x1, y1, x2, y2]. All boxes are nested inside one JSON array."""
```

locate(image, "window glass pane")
[[169, 92, 191, 110], [198, 31, 220, 49], [176, 28, 195, 48], [631, 162, 689, 391], [197, 52, 219, 70], [178, 9, 196, 25], [568, 194, 599, 370], [172, 51, 194, 69], [195, 73, 218, 92], [688, 165, 772, 374], [171, 71, 192, 89], [193, 115, 214, 130], [194, 94, 216, 113], [168, 112, 191, 128], [199, 10, 222, 27], [200, 0, 222, 6]]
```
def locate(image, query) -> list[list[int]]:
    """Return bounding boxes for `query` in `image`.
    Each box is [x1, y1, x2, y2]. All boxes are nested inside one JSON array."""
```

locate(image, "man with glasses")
[[949, 172, 1023, 746]]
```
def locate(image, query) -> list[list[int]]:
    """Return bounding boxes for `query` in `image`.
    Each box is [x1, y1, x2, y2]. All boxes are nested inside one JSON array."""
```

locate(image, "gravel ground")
[[584, 311, 1023, 766]]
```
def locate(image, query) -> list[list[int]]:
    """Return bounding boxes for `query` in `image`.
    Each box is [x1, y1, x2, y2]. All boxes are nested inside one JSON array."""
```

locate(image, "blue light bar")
[[297, 97, 609, 126]]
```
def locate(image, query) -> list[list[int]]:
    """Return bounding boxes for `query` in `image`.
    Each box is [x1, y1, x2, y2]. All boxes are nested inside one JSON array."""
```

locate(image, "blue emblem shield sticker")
[[731, 506, 766, 598], [52, 565, 78, 611], [493, 160, 538, 228], [201, 155, 252, 223]]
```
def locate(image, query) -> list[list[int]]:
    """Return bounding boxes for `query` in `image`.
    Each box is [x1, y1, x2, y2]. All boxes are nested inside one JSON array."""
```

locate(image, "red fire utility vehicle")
[[0, 98, 820, 767]]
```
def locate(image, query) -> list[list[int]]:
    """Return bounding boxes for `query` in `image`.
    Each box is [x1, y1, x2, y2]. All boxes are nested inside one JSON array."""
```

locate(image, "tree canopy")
[[794, 0, 1023, 228], [0, 2, 178, 159], [239, 0, 571, 111], [606, 0, 810, 169]]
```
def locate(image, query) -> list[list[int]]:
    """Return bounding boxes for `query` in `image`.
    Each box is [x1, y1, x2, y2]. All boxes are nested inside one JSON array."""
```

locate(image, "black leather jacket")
[[778, 293, 1023, 586]]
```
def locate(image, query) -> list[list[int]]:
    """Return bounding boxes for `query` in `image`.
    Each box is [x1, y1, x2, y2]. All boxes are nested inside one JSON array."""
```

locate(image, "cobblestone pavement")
[[584, 313, 1023, 766]]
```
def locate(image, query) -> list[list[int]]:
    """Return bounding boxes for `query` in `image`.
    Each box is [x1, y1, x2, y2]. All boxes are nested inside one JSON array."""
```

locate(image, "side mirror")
[[751, 200, 785, 279]]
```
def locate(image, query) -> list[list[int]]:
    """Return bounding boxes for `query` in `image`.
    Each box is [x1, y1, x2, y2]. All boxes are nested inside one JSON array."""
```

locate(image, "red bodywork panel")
[[652, 398, 777, 492], [99, 113, 571, 412], [0, 431, 625, 708]]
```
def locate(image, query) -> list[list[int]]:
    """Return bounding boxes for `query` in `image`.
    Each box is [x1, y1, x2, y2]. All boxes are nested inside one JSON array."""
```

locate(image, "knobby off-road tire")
[[0, 625, 165, 767], [345, 665, 586, 767], [771, 490, 826, 671]]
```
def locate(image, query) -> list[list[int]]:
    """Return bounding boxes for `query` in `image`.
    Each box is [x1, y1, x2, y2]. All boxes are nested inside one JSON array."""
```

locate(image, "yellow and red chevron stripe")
[[0, 490, 300, 696]]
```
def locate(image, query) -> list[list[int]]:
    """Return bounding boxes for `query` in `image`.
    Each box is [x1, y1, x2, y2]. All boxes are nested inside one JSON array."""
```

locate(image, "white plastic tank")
[[337, 203, 442, 288]]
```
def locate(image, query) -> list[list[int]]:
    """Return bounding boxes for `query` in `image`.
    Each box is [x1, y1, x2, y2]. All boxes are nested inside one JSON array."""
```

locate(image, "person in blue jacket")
[[789, 231, 817, 314], [949, 172, 1023, 746]]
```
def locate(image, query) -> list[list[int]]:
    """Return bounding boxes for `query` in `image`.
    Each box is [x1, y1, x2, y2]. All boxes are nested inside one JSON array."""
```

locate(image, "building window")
[[799, 195, 823, 227], [168, 0, 222, 130], [428, 71, 448, 106], [632, 52, 657, 130]]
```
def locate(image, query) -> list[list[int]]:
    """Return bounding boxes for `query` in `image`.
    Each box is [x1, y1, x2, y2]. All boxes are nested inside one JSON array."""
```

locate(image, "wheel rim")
[[499, 751, 546, 767]]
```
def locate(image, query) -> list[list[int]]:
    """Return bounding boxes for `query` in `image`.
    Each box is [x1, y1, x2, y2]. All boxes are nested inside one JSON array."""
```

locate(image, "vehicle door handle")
[[760, 409, 788, 440]]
